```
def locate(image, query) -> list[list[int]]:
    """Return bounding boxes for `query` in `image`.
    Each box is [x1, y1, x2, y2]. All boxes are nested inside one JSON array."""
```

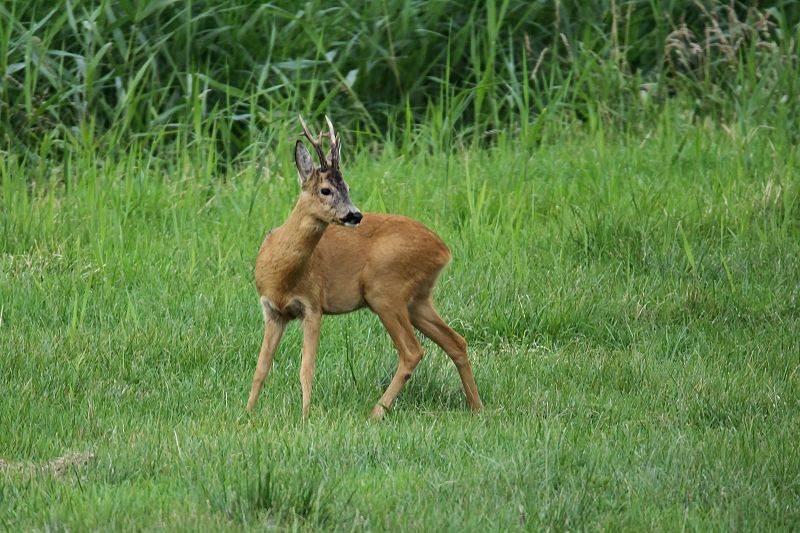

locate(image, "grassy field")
[[2, 0, 800, 530], [2, 116, 799, 529]]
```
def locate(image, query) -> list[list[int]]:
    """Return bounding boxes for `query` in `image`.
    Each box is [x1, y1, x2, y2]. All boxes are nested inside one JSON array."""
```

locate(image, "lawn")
[[2, 120, 798, 530]]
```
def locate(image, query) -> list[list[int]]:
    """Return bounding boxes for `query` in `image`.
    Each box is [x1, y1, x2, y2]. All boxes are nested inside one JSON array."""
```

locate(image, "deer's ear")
[[295, 141, 314, 185]]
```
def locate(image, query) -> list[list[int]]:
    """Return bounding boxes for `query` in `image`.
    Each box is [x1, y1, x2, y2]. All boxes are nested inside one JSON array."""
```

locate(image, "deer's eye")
[[320, 187, 332, 196]]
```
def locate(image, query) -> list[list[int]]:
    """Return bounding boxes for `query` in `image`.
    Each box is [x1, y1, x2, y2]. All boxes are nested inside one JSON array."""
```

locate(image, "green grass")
[[2, 117, 799, 529], [2, 1, 798, 530], [3, 1, 798, 158]]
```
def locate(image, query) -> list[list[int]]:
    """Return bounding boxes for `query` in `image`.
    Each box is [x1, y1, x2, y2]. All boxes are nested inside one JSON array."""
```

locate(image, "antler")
[[325, 115, 340, 169], [298, 115, 329, 169]]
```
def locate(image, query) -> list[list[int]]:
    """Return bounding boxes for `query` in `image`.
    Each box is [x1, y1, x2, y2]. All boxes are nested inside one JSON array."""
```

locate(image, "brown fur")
[[255, 213, 451, 315]]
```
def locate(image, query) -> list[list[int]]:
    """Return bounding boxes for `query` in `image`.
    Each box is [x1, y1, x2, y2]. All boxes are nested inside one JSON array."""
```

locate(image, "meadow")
[[2, 0, 800, 531]]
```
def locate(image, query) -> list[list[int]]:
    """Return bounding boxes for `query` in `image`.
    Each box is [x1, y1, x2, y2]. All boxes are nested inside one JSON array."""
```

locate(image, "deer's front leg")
[[247, 314, 287, 411], [300, 311, 322, 419]]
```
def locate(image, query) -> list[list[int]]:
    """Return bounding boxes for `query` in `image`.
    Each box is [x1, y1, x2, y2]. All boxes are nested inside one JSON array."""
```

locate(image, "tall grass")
[[2, 1, 798, 163]]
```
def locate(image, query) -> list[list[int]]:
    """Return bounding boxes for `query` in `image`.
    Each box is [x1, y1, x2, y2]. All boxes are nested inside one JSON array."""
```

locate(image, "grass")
[[2, 114, 799, 529], [1, 1, 798, 529], [2, 1, 798, 158]]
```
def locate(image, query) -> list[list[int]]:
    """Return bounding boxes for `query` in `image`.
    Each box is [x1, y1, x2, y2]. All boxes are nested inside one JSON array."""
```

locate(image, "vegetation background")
[[1, 0, 799, 530]]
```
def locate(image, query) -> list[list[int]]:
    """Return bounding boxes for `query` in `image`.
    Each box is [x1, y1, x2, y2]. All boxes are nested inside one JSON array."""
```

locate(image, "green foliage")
[[2, 0, 799, 161]]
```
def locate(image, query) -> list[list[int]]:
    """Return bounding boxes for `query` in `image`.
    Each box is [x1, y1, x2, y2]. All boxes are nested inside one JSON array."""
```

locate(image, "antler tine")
[[298, 115, 328, 169], [318, 128, 331, 167], [332, 133, 341, 169], [324, 115, 336, 142], [324, 115, 340, 168], [298, 115, 314, 140]]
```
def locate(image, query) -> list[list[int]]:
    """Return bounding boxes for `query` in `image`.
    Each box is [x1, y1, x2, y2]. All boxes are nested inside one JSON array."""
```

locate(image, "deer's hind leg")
[[409, 298, 483, 412], [368, 299, 424, 420]]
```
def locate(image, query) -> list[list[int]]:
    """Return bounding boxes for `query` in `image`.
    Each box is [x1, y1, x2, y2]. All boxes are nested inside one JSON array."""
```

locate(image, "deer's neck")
[[268, 199, 328, 287]]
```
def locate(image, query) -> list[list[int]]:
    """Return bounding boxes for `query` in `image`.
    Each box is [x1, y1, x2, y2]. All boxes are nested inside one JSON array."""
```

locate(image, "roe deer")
[[246, 116, 483, 419]]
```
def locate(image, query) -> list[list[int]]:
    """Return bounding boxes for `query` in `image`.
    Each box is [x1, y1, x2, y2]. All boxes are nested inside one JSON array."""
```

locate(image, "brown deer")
[[246, 116, 483, 419]]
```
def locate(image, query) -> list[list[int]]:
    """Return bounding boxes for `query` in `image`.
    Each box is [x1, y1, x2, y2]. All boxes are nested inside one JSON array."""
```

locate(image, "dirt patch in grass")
[[0, 452, 95, 476]]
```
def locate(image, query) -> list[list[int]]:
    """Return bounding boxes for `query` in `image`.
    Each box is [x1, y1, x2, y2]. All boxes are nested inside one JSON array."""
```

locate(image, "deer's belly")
[[322, 294, 365, 315]]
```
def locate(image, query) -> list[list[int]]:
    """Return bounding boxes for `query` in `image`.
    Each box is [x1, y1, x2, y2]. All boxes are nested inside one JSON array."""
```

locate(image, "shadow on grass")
[[375, 357, 470, 414]]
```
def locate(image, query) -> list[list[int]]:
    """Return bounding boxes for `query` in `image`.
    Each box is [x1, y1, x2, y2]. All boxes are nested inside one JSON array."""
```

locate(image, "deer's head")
[[294, 116, 362, 228]]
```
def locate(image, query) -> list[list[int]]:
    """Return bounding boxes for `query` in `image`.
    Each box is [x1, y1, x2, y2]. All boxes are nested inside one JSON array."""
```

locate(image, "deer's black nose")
[[343, 211, 362, 226]]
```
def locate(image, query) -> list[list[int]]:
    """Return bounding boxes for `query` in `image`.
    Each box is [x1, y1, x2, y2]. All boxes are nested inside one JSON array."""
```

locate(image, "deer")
[[245, 116, 483, 419]]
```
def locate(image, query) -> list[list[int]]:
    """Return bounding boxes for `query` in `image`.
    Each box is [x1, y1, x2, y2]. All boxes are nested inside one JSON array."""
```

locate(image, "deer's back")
[[316, 213, 452, 313]]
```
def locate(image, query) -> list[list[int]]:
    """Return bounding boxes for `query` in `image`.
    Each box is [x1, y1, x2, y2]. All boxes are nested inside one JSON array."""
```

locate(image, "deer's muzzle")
[[342, 210, 363, 227]]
